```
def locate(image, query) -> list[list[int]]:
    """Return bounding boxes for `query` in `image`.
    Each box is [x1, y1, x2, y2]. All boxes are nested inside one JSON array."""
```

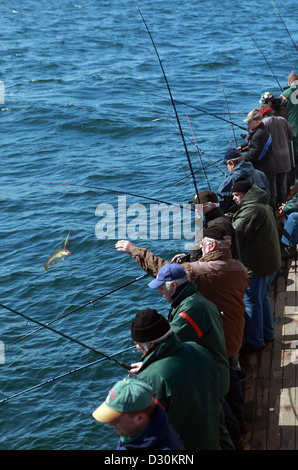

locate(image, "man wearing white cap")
[[238, 108, 276, 209], [92, 377, 185, 450]]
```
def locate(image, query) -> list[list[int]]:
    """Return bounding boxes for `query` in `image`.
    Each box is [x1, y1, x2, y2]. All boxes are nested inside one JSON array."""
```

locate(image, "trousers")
[[244, 273, 276, 348]]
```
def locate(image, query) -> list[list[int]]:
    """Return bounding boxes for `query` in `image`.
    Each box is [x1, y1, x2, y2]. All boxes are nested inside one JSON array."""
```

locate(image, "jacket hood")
[[231, 160, 258, 179], [231, 184, 270, 212]]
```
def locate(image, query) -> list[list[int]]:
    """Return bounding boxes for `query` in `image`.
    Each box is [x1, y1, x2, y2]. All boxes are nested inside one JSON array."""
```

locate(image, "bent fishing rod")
[[271, 0, 298, 56], [0, 303, 131, 370], [0, 345, 135, 404], [138, 9, 201, 204], [141, 88, 247, 132], [7, 273, 149, 348], [246, 32, 283, 92], [178, 100, 248, 131]]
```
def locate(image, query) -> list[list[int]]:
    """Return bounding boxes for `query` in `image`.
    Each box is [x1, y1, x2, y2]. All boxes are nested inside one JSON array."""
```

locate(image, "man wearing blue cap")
[[146, 262, 233, 450], [216, 147, 270, 214]]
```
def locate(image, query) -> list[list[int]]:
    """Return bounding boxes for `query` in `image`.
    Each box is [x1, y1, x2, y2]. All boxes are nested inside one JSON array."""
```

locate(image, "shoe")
[[280, 244, 298, 260]]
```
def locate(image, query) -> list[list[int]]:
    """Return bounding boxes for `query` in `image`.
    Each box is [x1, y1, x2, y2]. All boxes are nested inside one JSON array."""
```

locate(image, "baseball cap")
[[244, 109, 262, 122], [222, 148, 240, 164], [148, 263, 187, 289], [259, 91, 275, 104], [92, 378, 154, 423]]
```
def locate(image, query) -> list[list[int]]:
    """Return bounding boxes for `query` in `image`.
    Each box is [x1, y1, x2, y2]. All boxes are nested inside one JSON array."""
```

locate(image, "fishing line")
[[149, 105, 228, 185], [0, 303, 131, 370], [7, 273, 149, 348], [186, 115, 211, 190], [245, 32, 283, 92], [0, 345, 136, 404], [138, 9, 201, 204], [175, 99, 248, 131], [51, 182, 192, 211], [152, 157, 228, 197], [147, 99, 226, 189], [138, 89, 247, 129], [219, 77, 238, 147], [270, 0, 298, 56]]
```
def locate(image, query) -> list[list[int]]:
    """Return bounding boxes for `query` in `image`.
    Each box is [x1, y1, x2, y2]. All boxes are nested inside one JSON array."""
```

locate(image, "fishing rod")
[[186, 115, 211, 190], [138, 9, 201, 204], [0, 345, 136, 404], [246, 32, 283, 92], [140, 88, 247, 130], [173, 99, 248, 131], [219, 77, 238, 146], [0, 303, 132, 370], [51, 182, 191, 211], [152, 157, 228, 197], [271, 0, 298, 56], [148, 100, 228, 182], [7, 273, 149, 348]]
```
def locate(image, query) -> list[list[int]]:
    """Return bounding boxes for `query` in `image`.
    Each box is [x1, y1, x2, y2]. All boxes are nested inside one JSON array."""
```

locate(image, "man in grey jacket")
[[258, 105, 294, 206]]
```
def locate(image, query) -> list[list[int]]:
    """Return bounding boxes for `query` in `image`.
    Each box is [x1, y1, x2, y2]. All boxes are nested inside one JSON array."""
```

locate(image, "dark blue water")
[[1, 0, 297, 450]]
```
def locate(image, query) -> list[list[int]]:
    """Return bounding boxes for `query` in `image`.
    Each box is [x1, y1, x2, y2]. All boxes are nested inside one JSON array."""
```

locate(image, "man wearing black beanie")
[[129, 308, 220, 450]]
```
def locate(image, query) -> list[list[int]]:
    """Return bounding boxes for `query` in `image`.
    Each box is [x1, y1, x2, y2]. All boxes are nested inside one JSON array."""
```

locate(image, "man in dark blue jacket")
[[217, 148, 270, 213]]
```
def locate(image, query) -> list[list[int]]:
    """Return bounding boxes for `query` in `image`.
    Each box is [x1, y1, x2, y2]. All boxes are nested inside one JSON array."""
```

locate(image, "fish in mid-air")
[[43, 246, 71, 271]]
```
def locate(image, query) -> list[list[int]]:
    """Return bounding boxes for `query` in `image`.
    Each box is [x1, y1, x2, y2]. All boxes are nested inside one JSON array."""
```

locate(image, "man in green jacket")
[[147, 262, 233, 450], [280, 72, 298, 183], [130, 308, 220, 450], [230, 177, 281, 352]]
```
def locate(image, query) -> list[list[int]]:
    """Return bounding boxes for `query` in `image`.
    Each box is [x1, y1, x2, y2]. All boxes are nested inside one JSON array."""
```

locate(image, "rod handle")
[[120, 361, 131, 370]]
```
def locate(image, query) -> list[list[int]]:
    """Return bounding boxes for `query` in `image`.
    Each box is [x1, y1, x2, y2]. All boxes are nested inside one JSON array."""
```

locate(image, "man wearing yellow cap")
[[92, 377, 184, 450]]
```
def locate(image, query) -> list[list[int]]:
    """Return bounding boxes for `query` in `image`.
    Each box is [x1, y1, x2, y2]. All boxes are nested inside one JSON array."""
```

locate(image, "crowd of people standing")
[[91, 73, 298, 451]]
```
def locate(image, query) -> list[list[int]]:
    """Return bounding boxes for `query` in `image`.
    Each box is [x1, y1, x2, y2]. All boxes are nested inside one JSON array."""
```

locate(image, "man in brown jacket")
[[115, 225, 249, 448]]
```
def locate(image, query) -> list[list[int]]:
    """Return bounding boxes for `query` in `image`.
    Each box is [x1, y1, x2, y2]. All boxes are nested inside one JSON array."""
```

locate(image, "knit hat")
[[92, 378, 154, 423], [188, 190, 218, 204], [222, 148, 240, 164], [244, 109, 262, 122], [231, 176, 252, 193], [259, 91, 275, 104], [203, 225, 229, 241], [148, 263, 187, 289], [131, 308, 171, 343]]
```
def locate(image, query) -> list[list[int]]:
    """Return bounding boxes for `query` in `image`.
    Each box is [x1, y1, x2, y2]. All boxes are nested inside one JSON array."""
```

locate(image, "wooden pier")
[[240, 258, 298, 450]]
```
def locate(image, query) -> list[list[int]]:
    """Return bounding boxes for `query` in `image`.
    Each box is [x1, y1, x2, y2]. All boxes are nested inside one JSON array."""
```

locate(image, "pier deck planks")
[[240, 258, 298, 450]]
